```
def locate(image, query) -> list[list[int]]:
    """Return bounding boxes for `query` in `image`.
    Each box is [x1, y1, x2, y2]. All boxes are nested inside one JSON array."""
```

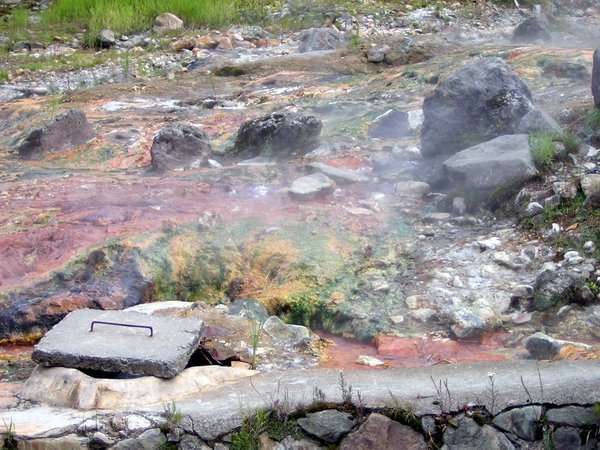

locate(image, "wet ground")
[[1, 3, 600, 398]]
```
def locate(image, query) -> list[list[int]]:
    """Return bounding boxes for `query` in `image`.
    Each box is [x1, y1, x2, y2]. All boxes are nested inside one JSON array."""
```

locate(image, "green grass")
[[530, 133, 554, 170], [39, 0, 270, 43], [529, 132, 580, 170], [586, 108, 600, 130], [0, 70, 8, 83]]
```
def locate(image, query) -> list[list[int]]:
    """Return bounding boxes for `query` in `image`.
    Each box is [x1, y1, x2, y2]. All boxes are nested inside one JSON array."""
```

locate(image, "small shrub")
[[163, 400, 182, 425], [2, 419, 17, 450], [249, 318, 264, 370], [586, 108, 600, 130], [530, 133, 554, 170]]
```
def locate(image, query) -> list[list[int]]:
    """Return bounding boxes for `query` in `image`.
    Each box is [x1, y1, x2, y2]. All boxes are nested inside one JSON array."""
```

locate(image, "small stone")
[[523, 201, 543, 218], [452, 197, 467, 215], [96, 29, 116, 48], [563, 251, 580, 260], [217, 36, 233, 50], [583, 241, 596, 255], [367, 45, 390, 63], [395, 181, 430, 198], [388, 315, 404, 325], [289, 173, 336, 200], [153, 13, 184, 33], [356, 355, 386, 367], [89, 432, 114, 449], [477, 237, 502, 250]]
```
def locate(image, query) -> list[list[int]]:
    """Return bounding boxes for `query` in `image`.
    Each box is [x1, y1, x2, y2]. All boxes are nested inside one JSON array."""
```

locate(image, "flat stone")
[[307, 162, 369, 183], [21, 365, 255, 410], [112, 428, 166, 450], [18, 434, 89, 450], [546, 406, 597, 427], [31, 308, 204, 378], [298, 409, 357, 443], [339, 413, 427, 449], [492, 405, 542, 441], [289, 173, 336, 200]]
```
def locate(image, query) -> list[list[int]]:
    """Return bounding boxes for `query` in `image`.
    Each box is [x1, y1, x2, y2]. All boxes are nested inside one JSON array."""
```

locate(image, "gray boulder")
[[96, 29, 116, 48], [18, 109, 95, 159], [368, 109, 411, 139], [339, 413, 427, 450], [523, 332, 564, 359], [532, 267, 584, 311], [442, 134, 538, 208], [492, 405, 542, 441], [297, 410, 357, 443], [421, 57, 532, 158], [298, 27, 345, 53], [593, 49, 600, 108], [228, 298, 269, 323], [517, 109, 562, 134], [112, 429, 166, 450], [443, 415, 515, 450], [546, 406, 598, 427], [551, 427, 581, 450], [263, 316, 310, 345], [512, 16, 551, 44], [289, 173, 336, 200], [233, 109, 322, 157], [153, 12, 184, 33], [150, 123, 213, 172]]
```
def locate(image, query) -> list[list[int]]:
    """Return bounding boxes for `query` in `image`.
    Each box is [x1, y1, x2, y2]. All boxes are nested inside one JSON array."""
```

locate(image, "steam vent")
[[31, 309, 204, 378]]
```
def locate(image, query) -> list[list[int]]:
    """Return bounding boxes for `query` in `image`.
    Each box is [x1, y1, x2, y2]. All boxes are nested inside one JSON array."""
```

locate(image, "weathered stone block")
[[32, 309, 204, 378]]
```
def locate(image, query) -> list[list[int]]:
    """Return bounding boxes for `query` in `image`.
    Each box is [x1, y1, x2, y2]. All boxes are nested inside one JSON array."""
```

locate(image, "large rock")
[[112, 429, 166, 450], [421, 57, 532, 158], [298, 27, 345, 53], [546, 406, 598, 427], [581, 173, 600, 207], [233, 109, 322, 157], [523, 332, 564, 359], [289, 173, 336, 200], [18, 109, 95, 159], [368, 109, 411, 139], [512, 16, 551, 44], [153, 12, 184, 33], [442, 134, 538, 208], [297, 410, 357, 443], [517, 109, 562, 134], [532, 267, 584, 311], [593, 49, 600, 108], [150, 123, 213, 172], [339, 413, 427, 450], [96, 29, 116, 48], [31, 308, 204, 378], [443, 415, 515, 450]]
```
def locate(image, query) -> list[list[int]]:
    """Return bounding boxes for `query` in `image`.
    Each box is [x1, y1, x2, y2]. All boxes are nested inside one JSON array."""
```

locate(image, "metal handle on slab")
[[89, 320, 154, 337]]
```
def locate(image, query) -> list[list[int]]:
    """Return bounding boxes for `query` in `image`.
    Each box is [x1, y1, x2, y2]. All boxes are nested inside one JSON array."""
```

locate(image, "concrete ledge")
[[21, 365, 256, 410]]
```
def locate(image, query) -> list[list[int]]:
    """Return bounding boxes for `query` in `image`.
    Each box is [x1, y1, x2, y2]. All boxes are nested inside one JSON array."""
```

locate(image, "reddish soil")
[[318, 331, 512, 371]]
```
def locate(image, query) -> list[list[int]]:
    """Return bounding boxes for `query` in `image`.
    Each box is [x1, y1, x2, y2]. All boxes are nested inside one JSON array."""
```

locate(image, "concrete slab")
[[31, 309, 203, 378]]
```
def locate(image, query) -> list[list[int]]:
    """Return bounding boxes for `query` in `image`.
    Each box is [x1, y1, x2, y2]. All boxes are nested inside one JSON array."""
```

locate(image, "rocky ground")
[[1, 0, 600, 446]]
